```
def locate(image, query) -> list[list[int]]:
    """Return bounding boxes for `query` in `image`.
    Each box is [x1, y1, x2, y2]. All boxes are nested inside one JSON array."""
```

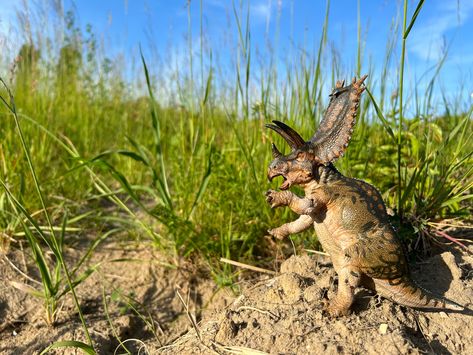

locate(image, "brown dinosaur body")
[[265, 76, 463, 316]]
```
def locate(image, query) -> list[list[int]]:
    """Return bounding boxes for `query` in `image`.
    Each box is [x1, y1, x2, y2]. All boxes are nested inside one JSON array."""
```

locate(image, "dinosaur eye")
[[276, 161, 285, 168]]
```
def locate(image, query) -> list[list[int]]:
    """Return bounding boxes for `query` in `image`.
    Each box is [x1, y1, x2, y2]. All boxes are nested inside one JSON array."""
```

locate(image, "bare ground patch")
[[1, 242, 472, 354]]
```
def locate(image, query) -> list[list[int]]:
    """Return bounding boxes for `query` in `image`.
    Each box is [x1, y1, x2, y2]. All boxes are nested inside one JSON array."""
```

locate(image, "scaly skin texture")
[[265, 76, 463, 316]]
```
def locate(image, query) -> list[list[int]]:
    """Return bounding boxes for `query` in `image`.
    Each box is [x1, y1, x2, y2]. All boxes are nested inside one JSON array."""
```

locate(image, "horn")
[[265, 120, 305, 149], [271, 143, 282, 158]]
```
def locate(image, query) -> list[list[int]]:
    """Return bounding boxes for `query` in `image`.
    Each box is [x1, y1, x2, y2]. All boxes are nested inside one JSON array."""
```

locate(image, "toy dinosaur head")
[[266, 75, 367, 190]]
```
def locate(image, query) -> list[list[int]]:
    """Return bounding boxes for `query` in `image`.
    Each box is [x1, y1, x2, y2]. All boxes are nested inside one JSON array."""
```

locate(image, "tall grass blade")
[[187, 143, 213, 218], [139, 48, 172, 210], [404, 0, 426, 39], [366, 88, 395, 141]]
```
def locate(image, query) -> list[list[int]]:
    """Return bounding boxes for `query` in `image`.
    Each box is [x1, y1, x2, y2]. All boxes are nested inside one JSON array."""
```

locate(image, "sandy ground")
[[1, 241, 472, 354]]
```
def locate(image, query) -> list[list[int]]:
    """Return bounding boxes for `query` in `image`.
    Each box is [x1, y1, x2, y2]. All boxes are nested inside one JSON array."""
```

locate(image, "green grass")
[[1, 0, 472, 264], [0, 0, 472, 351], [0, 78, 95, 351], [1, 0, 471, 247]]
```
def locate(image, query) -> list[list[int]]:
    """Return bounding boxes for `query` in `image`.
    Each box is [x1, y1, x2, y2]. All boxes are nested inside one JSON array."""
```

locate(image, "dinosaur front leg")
[[326, 267, 361, 317], [268, 214, 313, 240], [265, 190, 315, 215]]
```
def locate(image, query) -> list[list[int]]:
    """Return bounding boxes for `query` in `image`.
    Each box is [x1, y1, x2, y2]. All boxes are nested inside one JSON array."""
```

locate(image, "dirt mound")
[[164, 251, 473, 354]]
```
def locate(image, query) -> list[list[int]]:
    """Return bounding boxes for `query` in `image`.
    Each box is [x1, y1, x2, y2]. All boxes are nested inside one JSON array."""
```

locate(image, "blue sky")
[[1, 0, 473, 107]]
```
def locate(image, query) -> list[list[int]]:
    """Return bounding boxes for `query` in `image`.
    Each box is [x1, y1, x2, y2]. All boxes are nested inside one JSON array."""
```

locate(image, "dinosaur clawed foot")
[[265, 189, 287, 208], [322, 299, 351, 318], [267, 227, 288, 240]]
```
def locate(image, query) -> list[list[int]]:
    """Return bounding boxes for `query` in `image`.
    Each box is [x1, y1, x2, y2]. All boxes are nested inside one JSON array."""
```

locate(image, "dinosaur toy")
[[265, 75, 464, 316]]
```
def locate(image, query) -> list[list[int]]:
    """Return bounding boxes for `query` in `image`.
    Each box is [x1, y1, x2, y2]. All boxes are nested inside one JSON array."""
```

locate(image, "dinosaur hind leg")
[[326, 267, 361, 317]]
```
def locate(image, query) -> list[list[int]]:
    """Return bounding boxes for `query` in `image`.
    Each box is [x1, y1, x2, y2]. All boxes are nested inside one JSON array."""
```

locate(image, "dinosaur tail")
[[373, 277, 464, 311]]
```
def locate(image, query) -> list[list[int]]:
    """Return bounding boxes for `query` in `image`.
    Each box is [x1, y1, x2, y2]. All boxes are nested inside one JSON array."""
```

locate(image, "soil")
[[1, 241, 473, 354]]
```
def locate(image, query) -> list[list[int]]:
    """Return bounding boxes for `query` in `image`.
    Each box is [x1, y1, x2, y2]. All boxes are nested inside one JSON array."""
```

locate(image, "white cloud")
[[251, 0, 273, 33], [252, 2, 271, 19], [409, 0, 473, 61], [205, 0, 281, 33]]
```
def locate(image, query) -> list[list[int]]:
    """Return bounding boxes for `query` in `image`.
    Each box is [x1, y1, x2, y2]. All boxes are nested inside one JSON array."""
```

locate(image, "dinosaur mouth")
[[268, 173, 290, 190], [279, 178, 290, 190]]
